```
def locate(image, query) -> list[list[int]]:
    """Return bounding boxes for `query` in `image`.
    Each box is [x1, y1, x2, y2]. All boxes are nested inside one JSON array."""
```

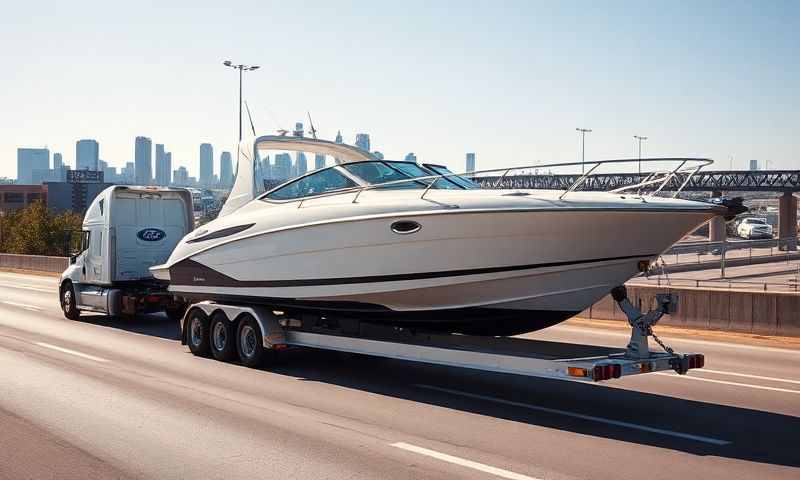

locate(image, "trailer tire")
[[236, 314, 268, 368], [186, 309, 211, 357], [60, 282, 80, 320], [209, 312, 237, 362]]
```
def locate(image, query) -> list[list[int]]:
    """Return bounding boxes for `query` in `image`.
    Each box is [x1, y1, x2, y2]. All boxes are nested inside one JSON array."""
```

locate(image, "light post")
[[222, 60, 260, 142], [576, 128, 592, 173], [634, 135, 648, 176]]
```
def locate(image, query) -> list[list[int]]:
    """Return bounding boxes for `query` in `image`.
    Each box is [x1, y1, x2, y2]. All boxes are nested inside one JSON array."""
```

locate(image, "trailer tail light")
[[145, 295, 160, 304], [568, 367, 588, 378], [687, 354, 704, 370], [592, 364, 621, 381]]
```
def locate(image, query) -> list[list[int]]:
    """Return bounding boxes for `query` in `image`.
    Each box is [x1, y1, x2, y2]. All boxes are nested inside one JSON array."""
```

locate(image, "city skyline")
[[2, 2, 797, 180]]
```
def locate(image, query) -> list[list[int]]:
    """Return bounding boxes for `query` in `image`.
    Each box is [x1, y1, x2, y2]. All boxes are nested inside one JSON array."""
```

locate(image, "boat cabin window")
[[343, 162, 426, 189], [266, 168, 357, 201]]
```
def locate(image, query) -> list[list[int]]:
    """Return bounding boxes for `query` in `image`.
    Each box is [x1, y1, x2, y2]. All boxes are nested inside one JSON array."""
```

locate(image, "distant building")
[[404, 152, 417, 163], [46, 181, 111, 215], [296, 152, 308, 176], [76, 139, 99, 171], [121, 162, 135, 183], [466, 152, 476, 173], [164, 152, 172, 185], [749, 159, 759, 171], [199, 143, 214, 186], [16, 147, 49, 184], [173, 166, 190, 186], [355, 133, 370, 152], [293, 122, 304, 137], [335, 131, 343, 144], [0, 184, 47, 214], [155, 144, 170, 186], [134, 136, 152, 185], [314, 153, 325, 170], [220, 151, 233, 187], [53, 152, 63, 170], [274, 153, 292, 180]]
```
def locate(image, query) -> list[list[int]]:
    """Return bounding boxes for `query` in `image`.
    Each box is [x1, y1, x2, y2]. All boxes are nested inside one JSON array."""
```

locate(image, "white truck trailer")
[[59, 185, 194, 320]]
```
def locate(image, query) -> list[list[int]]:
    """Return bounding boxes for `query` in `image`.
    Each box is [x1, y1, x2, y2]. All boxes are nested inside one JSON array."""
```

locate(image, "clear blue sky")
[[1, 0, 797, 178]]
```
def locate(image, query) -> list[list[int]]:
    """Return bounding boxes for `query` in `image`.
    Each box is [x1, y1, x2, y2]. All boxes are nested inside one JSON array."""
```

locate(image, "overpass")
[[475, 170, 800, 250]]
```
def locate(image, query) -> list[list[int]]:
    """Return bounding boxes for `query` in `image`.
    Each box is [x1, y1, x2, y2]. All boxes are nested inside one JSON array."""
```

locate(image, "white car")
[[736, 217, 773, 239]]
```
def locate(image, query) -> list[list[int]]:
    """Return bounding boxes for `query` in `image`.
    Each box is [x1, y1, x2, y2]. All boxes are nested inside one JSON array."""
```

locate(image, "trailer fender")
[[183, 302, 286, 348]]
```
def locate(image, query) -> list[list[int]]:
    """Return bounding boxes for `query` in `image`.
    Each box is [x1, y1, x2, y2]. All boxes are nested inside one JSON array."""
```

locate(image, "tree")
[[0, 202, 82, 256]]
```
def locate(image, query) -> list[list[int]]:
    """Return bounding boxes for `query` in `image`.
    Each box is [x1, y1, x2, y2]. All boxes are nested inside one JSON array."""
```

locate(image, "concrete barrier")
[[0, 254, 68, 273], [585, 284, 800, 337]]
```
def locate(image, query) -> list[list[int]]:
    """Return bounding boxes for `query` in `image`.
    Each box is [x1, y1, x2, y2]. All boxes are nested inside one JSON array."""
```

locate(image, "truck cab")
[[60, 185, 194, 320]]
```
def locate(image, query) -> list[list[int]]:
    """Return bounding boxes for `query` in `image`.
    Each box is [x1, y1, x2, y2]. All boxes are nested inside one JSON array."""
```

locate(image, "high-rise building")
[[199, 143, 214, 186], [173, 166, 189, 186], [76, 139, 100, 171], [335, 131, 343, 144], [53, 152, 63, 170], [314, 153, 325, 170], [293, 122, 304, 137], [134, 136, 152, 185], [121, 162, 135, 183], [16, 147, 49, 184], [749, 159, 758, 171], [466, 152, 476, 173], [164, 152, 172, 185], [220, 151, 233, 187], [296, 152, 308, 176], [274, 153, 292, 180], [155, 144, 168, 185], [355, 133, 370, 152], [404, 152, 417, 163]]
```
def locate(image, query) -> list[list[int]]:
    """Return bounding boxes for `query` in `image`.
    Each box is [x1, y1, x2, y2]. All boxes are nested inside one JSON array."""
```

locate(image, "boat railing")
[[292, 157, 713, 207]]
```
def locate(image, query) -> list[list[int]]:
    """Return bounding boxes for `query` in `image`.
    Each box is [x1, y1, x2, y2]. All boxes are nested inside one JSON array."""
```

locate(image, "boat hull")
[[164, 207, 714, 334]]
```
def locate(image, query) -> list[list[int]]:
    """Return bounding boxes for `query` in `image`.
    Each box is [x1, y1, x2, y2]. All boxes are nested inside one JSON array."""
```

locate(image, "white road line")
[[0, 282, 55, 293], [390, 442, 541, 480], [697, 368, 800, 386], [552, 325, 800, 356], [34, 342, 109, 363], [656, 372, 800, 394], [1, 300, 42, 311], [416, 384, 730, 446]]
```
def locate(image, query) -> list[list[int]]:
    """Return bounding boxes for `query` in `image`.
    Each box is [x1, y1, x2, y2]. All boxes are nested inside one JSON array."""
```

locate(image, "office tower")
[[749, 159, 758, 171], [76, 139, 100, 171], [16, 147, 49, 184], [404, 152, 417, 163], [53, 152, 63, 170], [274, 153, 292, 180], [355, 133, 370, 152], [220, 151, 233, 187], [199, 143, 213, 186], [121, 162, 136, 183], [314, 153, 325, 170], [173, 166, 189, 186], [335, 131, 343, 144], [466, 152, 476, 173], [164, 152, 172, 185], [296, 152, 308, 176], [293, 121, 304, 137], [155, 144, 167, 185], [134, 136, 153, 184], [261, 155, 272, 180]]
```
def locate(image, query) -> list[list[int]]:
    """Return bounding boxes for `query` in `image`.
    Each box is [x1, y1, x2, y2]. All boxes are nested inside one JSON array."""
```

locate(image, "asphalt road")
[[1, 271, 798, 480]]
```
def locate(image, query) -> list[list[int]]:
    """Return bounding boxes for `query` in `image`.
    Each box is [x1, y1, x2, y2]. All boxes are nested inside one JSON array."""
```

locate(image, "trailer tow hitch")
[[610, 285, 699, 374]]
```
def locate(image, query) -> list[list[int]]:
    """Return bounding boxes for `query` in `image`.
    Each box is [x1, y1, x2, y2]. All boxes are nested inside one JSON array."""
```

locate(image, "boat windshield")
[[343, 161, 463, 190], [266, 168, 358, 201], [423, 164, 480, 189]]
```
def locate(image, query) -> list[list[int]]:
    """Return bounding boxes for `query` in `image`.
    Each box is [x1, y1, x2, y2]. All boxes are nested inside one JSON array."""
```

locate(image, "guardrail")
[[658, 237, 799, 273], [0, 254, 68, 273]]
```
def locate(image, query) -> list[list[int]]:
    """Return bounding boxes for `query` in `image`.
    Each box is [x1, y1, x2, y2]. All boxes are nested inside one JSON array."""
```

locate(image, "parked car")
[[736, 217, 774, 239]]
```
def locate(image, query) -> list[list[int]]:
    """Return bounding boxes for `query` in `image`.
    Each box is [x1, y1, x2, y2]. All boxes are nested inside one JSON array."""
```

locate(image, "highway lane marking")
[[0, 282, 55, 293], [656, 372, 800, 394], [552, 325, 800, 356], [34, 342, 109, 363], [390, 442, 542, 480], [415, 384, 730, 446], [698, 368, 800, 386], [1, 300, 42, 311]]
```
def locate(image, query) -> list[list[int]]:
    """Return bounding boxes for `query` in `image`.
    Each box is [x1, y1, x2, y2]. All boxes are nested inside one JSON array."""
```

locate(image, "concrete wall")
[[0, 254, 68, 273], [583, 284, 800, 337]]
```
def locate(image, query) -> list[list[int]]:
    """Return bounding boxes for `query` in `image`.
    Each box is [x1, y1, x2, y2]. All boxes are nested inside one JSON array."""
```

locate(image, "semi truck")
[[58, 185, 194, 320]]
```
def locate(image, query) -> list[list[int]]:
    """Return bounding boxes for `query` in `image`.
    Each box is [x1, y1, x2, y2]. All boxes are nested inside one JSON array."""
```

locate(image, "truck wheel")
[[209, 312, 236, 362], [60, 282, 80, 320], [236, 314, 268, 368], [186, 309, 210, 357]]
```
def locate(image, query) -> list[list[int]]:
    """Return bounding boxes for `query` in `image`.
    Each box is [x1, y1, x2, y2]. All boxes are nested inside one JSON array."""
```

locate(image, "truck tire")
[[236, 314, 268, 368], [209, 312, 236, 362], [60, 282, 80, 320], [186, 309, 211, 357]]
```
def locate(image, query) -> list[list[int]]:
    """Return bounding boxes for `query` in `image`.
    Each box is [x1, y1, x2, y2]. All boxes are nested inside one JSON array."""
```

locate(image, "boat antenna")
[[307, 111, 318, 139], [244, 101, 257, 136]]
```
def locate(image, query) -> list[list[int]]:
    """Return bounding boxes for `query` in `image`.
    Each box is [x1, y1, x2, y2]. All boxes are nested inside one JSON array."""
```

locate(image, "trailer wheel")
[[236, 314, 268, 368], [60, 282, 80, 320], [186, 309, 210, 357], [209, 312, 236, 362]]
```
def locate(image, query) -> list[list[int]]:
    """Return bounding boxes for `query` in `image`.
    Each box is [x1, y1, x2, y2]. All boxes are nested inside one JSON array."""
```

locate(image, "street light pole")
[[576, 128, 592, 173], [223, 60, 260, 142], [634, 135, 647, 176]]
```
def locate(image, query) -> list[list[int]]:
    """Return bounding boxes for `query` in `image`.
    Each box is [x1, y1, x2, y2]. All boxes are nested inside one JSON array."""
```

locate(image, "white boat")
[[152, 135, 727, 335]]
